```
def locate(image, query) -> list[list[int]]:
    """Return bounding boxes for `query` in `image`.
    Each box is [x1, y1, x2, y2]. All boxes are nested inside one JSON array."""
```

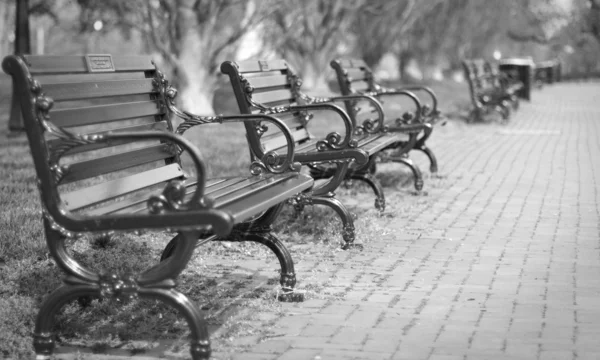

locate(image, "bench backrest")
[[462, 59, 496, 107], [330, 59, 379, 123], [2, 54, 183, 220], [220, 60, 312, 154]]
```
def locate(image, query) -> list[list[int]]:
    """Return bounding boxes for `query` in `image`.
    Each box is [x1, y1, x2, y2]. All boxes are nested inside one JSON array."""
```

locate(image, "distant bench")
[[462, 59, 522, 123], [221, 58, 428, 218], [330, 58, 443, 175], [2, 54, 315, 360]]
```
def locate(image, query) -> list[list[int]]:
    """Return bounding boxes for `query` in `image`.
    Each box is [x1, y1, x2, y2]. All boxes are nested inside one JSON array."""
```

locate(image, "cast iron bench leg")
[[391, 156, 424, 191], [347, 172, 386, 212], [312, 195, 361, 250], [414, 126, 438, 173], [35, 225, 211, 360], [417, 145, 438, 173]]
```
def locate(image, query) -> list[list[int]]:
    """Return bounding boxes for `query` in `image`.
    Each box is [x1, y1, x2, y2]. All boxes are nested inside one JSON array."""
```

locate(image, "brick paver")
[[227, 83, 600, 360]]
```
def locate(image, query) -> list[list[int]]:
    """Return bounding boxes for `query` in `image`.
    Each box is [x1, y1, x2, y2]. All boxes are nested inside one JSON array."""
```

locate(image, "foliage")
[[352, 0, 446, 69], [263, 0, 365, 90]]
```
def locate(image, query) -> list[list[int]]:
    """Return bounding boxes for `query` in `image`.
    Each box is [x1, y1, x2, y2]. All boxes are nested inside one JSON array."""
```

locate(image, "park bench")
[[221, 59, 426, 218], [330, 58, 442, 175], [462, 59, 521, 123], [2, 54, 315, 360]]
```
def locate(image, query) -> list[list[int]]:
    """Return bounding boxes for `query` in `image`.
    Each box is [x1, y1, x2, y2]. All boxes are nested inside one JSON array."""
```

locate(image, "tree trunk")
[[174, 34, 218, 115], [301, 60, 329, 92], [398, 49, 415, 81]]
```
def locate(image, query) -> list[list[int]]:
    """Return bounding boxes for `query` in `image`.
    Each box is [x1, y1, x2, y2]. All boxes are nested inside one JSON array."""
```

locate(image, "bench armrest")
[[43, 121, 234, 236], [366, 88, 424, 124], [382, 85, 439, 119], [163, 86, 301, 175], [287, 102, 356, 151], [326, 94, 385, 135]]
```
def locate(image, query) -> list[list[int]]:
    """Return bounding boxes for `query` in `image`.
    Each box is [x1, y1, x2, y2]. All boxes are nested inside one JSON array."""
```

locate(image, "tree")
[[77, 0, 271, 114], [6, 0, 58, 131], [263, 0, 364, 90], [507, 0, 575, 44], [352, 0, 446, 71]]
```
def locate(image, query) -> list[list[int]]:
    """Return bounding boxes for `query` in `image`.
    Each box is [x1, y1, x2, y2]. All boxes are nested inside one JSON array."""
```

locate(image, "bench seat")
[[3, 53, 315, 360], [81, 173, 312, 223]]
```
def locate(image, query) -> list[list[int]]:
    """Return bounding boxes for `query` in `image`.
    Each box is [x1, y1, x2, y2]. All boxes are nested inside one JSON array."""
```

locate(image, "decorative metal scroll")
[[229, 62, 350, 152], [152, 63, 298, 176]]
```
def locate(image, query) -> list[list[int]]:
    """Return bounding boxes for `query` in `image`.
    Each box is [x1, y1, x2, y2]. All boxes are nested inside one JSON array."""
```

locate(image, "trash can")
[[499, 58, 535, 100], [535, 59, 560, 84]]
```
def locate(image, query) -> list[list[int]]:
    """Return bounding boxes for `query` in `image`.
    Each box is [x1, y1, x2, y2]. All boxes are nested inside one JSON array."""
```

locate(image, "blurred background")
[[1, 0, 599, 114]]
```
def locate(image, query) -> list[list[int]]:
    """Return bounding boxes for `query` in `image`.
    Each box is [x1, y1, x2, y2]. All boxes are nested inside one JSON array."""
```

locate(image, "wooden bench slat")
[[263, 128, 311, 153], [247, 74, 289, 89], [51, 100, 164, 127], [211, 173, 296, 207], [354, 133, 402, 155], [205, 177, 253, 195], [105, 176, 274, 215], [83, 178, 228, 216], [60, 144, 175, 184], [25, 55, 155, 74], [205, 176, 270, 200], [97, 173, 312, 225], [260, 111, 306, 129], [221, 174, 313, 223], [62, 163, 184, 211], [337, 59, 367, 68], [47, 121, 169, 156], [265, 138, 317, 155], [344, 69, 368, 81], [42, 79, 156, 101], [35, 72, 147, 83], [351, 81, 370, 91], [234, 59, 288, 73], [252, 89, 295, 104]]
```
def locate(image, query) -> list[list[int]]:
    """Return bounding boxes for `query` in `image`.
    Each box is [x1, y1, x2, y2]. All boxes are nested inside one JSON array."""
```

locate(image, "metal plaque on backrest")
[[258, 60, 269, 71], [85, 54, 115, 72]]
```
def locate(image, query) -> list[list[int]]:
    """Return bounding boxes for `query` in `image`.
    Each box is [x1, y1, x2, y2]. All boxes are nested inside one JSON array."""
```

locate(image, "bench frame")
[[3, 54, 314, 360], [462, 59, 520, 123], [330, 58, 440, 178]]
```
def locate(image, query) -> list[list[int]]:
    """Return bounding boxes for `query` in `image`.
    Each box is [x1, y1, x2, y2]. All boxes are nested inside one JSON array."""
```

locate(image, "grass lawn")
[[0, 73, 471, 359]]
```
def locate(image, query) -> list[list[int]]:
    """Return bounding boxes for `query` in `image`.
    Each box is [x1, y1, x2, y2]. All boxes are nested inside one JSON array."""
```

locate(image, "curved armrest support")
[[42, 120, 234, 236], [327, 94, 385, 134], [288, 103, 356, 150], [219, 114, 301, 175], [47, 122, 209, 212], [385, 85, 438, 118], [162, 85, 300, 175], [368, 89, 423, 124]]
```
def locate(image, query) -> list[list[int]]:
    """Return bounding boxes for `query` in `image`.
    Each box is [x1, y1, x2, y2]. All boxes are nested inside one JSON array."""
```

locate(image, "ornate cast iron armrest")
[[44, 120, 233, 236], [161, 85, 300, 175], [369, 86, 425, 123], [180, 113, 301, 175], [382, 85, 439, 119], [288, 102, 356, 151], [326, 94, 385, 135]]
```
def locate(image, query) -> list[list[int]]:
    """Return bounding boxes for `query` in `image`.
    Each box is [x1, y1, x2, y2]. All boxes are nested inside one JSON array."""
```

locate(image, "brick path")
[[216, 83, 600, 360]]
